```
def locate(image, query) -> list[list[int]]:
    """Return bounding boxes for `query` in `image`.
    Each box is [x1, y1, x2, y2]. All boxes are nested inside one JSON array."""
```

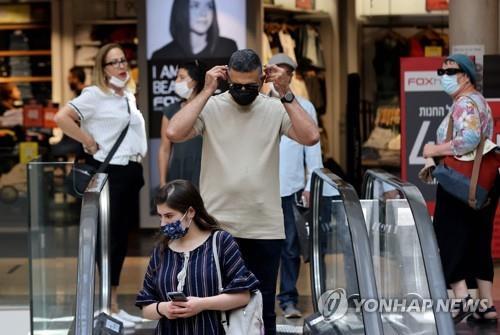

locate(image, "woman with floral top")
[[423, 54, 498, 324]]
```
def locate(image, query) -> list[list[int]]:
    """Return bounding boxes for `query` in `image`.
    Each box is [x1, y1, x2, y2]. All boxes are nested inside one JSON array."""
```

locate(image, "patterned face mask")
[[160, 211, 191, 240]]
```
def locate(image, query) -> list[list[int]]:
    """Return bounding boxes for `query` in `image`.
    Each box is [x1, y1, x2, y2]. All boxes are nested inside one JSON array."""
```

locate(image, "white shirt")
[[68, 86, 147, 165], [279, 96, 323, 197]]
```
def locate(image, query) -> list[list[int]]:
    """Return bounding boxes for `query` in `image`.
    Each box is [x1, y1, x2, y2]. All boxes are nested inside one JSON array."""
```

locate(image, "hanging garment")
[[304, 76, 325, 111], [373, 33, 409, 100], [304, 26, 319, 66], [408, 29, 447, 57], [295, 26, 306, 60], [268, 31, 283, 55], [290, 77, 309, 100], [278, 30, 297, 63], [262, 32, 273, 65], [314, 28, 325, 68]]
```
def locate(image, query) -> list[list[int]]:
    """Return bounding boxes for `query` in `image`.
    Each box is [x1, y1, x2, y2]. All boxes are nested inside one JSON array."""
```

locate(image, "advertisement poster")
[[146, 0, 246, 213], [400, 57, 452, 206]]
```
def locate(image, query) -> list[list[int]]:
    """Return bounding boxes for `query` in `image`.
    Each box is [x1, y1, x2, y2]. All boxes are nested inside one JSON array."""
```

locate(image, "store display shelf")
[[75, 41, 136, 47], [75, 19, 137, 25], [0, 50, 51, 57], [16, 0, 52, 3], [263, 4, 329, 18], [74, 63, 95, 68], [360, 14, 448, 28], [74, 40, 102, 46], [0, 23, 49, 30], [0, 76, 51, 83]]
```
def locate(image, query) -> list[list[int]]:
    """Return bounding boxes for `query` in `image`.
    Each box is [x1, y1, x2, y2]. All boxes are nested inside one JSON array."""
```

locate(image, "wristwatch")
[[280, 91, 295, 104]]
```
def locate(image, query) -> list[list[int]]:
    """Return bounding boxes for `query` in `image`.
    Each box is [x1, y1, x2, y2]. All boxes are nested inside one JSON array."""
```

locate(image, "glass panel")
[[28, 161, 82, 334], [317, 181, 365, 333], [0, 150, 29, 308], [369, 180, 437, 335]]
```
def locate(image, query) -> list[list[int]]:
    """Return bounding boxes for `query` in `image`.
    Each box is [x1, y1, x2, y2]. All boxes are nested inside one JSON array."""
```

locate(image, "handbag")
[[212, 231, 264, 335], [432, 97, 500, 210], [418, 157, 437, 184], [292, 201, 311, 262], [66, 99, 131, 198]]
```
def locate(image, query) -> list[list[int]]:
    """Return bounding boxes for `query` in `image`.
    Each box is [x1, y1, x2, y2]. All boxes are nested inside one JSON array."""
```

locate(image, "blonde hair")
[[93, 43, 136, 94]]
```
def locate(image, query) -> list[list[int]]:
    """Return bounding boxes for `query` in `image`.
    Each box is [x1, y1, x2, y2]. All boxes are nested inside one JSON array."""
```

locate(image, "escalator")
[[361, 169, 454, 335], [28, 161, 129, 334], [304, 169, 384, 334], [305, 168, 454, 334]]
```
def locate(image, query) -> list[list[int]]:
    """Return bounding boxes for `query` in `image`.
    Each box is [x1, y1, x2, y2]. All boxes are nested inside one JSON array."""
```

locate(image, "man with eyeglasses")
[[167, 49, 319, 335]]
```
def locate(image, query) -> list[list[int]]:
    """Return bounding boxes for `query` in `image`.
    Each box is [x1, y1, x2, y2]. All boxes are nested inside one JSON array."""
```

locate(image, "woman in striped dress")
[[136, 180, 259, 334]]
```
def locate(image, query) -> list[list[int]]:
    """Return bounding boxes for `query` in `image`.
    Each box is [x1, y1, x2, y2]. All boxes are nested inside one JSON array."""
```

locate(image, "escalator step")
[[277, 323, 303, 334]]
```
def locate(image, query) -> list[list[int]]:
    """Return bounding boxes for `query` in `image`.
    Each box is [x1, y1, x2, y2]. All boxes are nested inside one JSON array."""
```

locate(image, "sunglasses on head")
[[229, 83, 260, 91], [437, 68, 464, 76]]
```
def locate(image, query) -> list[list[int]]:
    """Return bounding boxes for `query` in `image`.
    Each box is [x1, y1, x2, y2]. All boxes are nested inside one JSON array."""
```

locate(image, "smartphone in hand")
[[167, 291, 188, 302]]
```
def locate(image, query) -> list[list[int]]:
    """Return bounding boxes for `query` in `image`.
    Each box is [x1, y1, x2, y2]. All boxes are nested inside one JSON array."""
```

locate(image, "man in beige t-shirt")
[[167, 49, 319, 335]]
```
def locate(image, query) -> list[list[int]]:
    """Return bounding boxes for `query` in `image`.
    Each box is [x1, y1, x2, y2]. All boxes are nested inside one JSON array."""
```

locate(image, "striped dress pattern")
[[136, 230, 259, 335]]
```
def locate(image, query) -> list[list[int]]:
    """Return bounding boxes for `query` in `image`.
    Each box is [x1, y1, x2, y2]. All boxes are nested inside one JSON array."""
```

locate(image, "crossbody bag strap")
[[445, 110, 454, 142], [95, 97, 131, 174], [212, 231, 229, 331], [469, 137, 486, 208], [447, 96, 487, 208]]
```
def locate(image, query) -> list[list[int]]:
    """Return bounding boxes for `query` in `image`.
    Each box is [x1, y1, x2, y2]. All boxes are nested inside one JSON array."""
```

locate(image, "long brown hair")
[[154, 180, 219, 254]]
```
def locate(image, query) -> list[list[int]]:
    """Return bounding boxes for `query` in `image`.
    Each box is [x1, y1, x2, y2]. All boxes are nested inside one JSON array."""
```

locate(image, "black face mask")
[[229, 84, 259, 106]]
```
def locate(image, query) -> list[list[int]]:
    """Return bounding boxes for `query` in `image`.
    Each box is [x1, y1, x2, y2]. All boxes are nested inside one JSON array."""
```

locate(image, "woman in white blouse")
[[55, 43, 147, 328]]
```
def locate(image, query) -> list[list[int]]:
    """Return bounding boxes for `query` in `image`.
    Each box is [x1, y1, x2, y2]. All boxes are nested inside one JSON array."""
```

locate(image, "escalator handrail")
[[74, 173, 109, 335], [310, 168, 384, 334], [361, 169, 455, 335]]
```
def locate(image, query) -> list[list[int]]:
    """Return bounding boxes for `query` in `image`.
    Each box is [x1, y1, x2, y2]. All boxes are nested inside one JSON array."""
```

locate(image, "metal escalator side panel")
[[362, 169, 455, 335], [75, 192, 100, 335], [74, 173, 111, 335], [401, 186, 455, 334], [99, 181, 111, 313], [309, 168, 384, 335]]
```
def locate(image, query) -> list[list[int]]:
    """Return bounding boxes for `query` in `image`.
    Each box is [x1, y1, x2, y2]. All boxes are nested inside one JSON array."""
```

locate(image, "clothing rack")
[[263, 5, 329, 23], [362, 23, 448, 28]]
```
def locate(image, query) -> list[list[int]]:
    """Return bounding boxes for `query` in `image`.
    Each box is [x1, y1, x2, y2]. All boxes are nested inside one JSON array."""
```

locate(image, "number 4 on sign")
[[409, 121, 433, 165]]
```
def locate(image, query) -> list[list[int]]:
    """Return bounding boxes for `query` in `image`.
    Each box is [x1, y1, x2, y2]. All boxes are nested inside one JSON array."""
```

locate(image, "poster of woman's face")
[[146, 0, 245, 215], [147, 0, 245, 60], [147, 0, 245, 115]]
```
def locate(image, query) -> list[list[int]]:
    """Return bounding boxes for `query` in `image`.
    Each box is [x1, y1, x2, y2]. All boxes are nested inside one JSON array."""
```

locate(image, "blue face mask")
[[160, 212, 191, 240], [441, 74, 460, 95]]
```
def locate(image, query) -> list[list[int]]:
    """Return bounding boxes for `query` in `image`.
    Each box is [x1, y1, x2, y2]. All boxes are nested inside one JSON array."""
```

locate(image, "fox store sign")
[[400, 57, 452, 204]]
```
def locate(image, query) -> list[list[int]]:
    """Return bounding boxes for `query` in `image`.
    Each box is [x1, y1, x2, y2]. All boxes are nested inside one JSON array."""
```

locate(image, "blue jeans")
[[277, 194, 301, 309]]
